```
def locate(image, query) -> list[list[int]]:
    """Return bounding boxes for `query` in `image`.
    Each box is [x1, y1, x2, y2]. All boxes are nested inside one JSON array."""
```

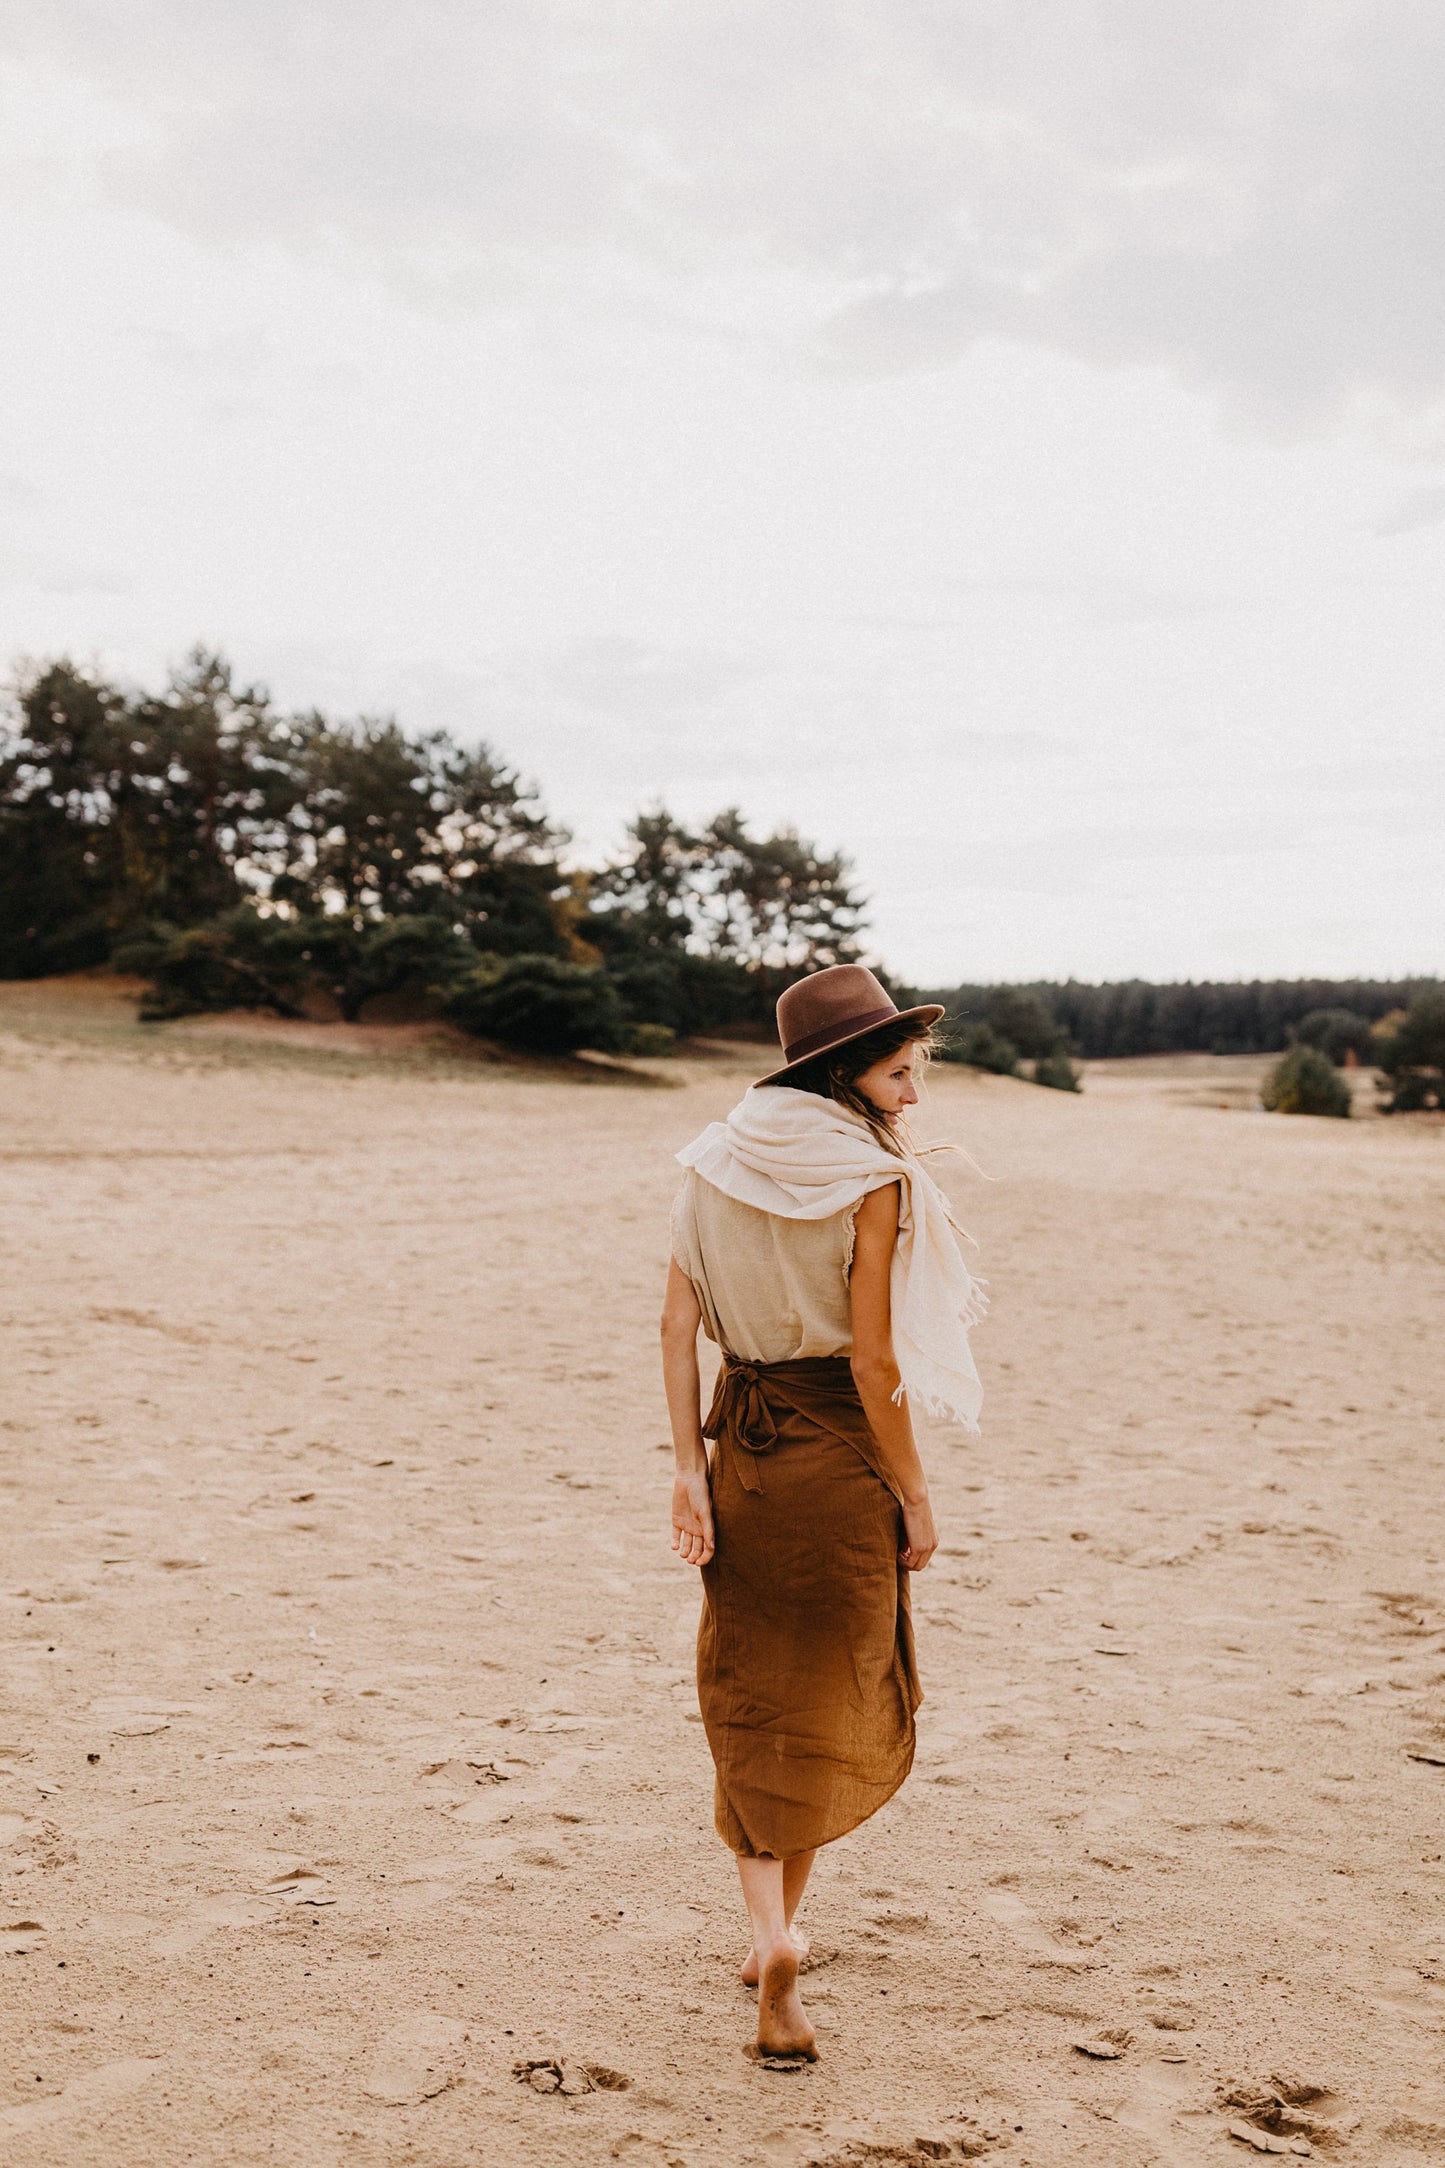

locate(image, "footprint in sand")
[[89, 1694, 200, 1738], [149, 1896, 270, 1958], [1138, 1999, 1195, 2033], [867, 1908, 931, 1935], [1103, 2058, 1215, 2154], [1226, 2126, 1316, 2156], [149, 1866, 334, 1955], [806, 2132, 1007, 2163], [978, 1886, 1095, 1968], [419, 1757, 509, 1788], [742, 2043, 816, 2073], [514, 2053, 631, 2097], [260, 1865, 337, 1906], [362, 2014, 470, 2104], [1219, 2076, 1348, 2156], [1072, 2026, 1132, 2059], [0, 2057, 163, 2133]]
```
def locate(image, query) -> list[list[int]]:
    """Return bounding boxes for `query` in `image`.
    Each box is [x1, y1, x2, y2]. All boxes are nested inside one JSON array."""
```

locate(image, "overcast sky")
[[3, 2, 1444, 985]]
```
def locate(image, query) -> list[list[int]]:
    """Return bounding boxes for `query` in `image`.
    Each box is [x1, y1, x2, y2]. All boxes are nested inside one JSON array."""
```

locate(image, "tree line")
[[932, 976, 1445, 1115], [0, 651, 867, 1052], [932, 975, 1441, 1061], [3, 649, 1438, 1101]]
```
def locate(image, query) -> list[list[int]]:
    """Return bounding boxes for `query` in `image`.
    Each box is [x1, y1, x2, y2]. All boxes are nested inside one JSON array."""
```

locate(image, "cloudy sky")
[[3, 2, 1444, 985]]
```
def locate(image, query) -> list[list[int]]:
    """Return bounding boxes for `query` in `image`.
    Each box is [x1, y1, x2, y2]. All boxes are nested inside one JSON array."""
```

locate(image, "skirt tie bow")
[[703, 1353, 863, 1495]]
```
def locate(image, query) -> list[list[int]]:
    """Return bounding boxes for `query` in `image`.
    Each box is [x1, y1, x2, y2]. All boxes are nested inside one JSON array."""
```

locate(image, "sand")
[[2, 977, 1444, 2167]]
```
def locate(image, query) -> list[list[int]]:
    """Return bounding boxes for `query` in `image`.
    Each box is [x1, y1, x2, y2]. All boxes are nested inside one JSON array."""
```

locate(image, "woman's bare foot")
[[740, 1926, 810, 1986], [755, 1939, 817, 2060]]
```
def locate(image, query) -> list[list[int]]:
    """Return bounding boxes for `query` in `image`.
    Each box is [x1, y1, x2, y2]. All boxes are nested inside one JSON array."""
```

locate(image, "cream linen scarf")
[[676, 1083, 986, 1432]]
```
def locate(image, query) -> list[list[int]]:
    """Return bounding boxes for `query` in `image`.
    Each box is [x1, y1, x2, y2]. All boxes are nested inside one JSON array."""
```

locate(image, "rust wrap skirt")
[[697, 1355, 922, 1859]]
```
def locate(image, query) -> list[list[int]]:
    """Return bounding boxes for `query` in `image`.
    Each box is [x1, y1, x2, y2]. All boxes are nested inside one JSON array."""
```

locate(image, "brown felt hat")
[[756, 964, 945, 1086]]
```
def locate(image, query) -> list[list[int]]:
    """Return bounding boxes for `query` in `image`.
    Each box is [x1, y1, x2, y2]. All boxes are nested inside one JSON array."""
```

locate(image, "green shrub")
[[1386, 1071, 1444, 1113], [116, 906, 479, 1024], [443, 954, 626, 1054], [1033, 1047, 1082, 1093], [604, 952, 763, 1038], [1260, 1044, 1351, 1118], [1293, 1007, 1374, 1064], [1376, 992, 1445, 1112], [283, 913, 476, 1021], [938, 1018, 1019, 1074], [115, 909, 310, 1021], [624, 1021, 677, 1057]]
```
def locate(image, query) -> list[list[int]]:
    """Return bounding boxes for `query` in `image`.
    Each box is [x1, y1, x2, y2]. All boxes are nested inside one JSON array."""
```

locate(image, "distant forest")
[[932, 976, 1441, 1061]]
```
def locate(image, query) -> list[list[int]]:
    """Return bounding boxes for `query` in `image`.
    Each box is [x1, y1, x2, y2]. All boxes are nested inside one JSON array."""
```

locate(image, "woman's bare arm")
[[848, 1181, 938, 1571], [660, 1257, 715, 1567]]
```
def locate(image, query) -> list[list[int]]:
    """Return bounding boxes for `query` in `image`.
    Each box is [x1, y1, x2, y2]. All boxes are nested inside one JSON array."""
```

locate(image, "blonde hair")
[[775, 1017, 936, 1157]]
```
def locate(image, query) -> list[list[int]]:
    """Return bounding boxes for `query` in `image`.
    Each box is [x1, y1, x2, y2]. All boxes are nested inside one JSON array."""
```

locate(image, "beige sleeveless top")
[[670, 1168, 857, 1362]]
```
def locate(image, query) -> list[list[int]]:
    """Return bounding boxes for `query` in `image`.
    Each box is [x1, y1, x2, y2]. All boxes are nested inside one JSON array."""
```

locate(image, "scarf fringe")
[[890, 1378, 983, 1434]]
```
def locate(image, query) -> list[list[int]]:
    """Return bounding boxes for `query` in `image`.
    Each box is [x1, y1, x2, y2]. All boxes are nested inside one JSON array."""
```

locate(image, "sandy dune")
[[3, 980, 1444, 2167]]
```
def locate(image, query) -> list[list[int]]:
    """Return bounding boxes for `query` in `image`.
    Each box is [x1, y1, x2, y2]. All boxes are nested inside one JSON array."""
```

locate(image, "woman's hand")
[[661, 1260, 712, 1567], [671, 1468, 715, 1568], [899, 1492, 937, 1572]]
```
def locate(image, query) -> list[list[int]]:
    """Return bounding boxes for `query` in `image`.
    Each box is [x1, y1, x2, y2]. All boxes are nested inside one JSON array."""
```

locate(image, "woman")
[[661, 963, 985, 2060]]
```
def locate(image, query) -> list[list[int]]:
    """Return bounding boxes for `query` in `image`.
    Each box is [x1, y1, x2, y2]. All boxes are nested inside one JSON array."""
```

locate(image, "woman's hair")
[[775, 1015, 935, 1156]]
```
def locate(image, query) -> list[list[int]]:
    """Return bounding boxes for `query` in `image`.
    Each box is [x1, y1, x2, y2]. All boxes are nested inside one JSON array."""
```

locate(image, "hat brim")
[[755, 1002, 946, 1088]]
